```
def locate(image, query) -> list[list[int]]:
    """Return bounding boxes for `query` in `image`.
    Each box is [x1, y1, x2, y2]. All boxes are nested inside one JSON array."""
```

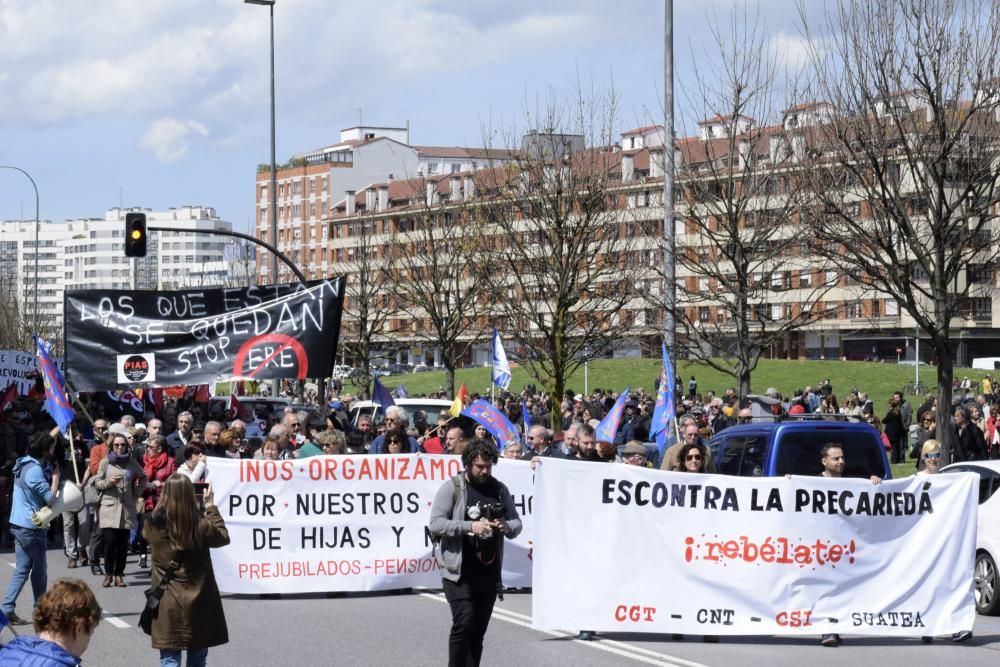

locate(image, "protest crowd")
[[0, 365, 992, 663]]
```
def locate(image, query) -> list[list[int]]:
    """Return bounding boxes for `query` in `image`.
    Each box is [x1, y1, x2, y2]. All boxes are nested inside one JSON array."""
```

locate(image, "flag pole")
[[67, 427, 81, 486]]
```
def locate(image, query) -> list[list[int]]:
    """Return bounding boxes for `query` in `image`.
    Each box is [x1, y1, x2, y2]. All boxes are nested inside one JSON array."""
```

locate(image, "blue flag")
[[491, 328, 511, 390], [462, 399, 521, 449], [521, 401, 531, 430], [34, 336, 75, 433], [650, 341, 676, 456], [395, 383, 408, 398], [595, 388, 630, 442], [372, 377, 396, 409]]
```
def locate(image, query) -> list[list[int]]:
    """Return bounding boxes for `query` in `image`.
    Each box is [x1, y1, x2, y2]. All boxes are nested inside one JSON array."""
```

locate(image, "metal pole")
[[268, 1, 278, 285], [915, 325, 920, 389], [662, 0, 676, 351], [0, 166, 40, 338], [148, 225, 306, 283]]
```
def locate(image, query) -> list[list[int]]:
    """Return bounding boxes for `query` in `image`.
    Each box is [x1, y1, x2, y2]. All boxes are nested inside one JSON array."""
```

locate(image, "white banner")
[[207, 455, 534, 593], [0, 350, 66, 396], [532, 459, 977, 636]]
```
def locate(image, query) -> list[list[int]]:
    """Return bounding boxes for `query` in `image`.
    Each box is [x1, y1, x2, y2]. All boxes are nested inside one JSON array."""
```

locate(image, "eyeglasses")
[[924, 452, 942, 460], [685, 454, 703, 461], [625, 453, 646, 460]]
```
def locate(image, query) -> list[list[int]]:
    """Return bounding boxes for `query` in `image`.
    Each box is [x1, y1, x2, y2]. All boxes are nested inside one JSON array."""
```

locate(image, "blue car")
[[708, 419, 892, 480]]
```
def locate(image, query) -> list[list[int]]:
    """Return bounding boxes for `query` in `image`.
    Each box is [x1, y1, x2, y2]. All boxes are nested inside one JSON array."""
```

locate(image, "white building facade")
[[1, 205, 240, 327]]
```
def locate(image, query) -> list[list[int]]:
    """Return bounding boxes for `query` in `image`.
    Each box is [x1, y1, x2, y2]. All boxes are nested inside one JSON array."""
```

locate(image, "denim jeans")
[[2, 525, 48, 615], [159, 648, 208, 667]]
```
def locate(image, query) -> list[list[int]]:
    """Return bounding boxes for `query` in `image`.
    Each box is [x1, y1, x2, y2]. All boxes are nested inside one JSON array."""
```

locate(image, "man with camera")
[[429, 439, 522, 667]]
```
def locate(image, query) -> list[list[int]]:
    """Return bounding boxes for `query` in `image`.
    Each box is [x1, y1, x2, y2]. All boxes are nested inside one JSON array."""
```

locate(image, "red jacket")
[[143, 452, 178, 512]]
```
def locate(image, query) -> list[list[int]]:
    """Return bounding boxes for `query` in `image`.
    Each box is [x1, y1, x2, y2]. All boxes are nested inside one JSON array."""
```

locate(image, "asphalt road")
[[2, 548, 1000, 666]]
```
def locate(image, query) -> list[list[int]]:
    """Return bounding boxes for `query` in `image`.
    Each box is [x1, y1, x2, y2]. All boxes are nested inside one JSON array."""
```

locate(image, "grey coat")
[[428, 473, 522, 583], [94, 457, 147, 530]]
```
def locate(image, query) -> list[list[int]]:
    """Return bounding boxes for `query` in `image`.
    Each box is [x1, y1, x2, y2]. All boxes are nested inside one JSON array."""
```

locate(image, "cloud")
[[768, 31, 821, 73], [139, 118, 209, 162]]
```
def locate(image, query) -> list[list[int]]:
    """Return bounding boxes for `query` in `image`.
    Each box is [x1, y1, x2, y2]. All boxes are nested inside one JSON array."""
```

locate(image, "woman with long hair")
[[143, 474, 229, 667], [673, 443, 709, 473]]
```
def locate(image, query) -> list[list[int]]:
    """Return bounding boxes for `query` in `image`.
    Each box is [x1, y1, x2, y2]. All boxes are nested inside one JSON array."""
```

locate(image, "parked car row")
[[331, 363, 440, 379]]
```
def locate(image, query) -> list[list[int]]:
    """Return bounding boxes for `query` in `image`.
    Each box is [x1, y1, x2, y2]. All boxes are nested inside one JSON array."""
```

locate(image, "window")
[[698, 306, 710, 321], [293, 181, 301, 195], [309, 179, 316, 195], [451, 163, 462, 173], [714, 436, 766, 477], [886, 299, 899, 316], [847, 301, 863, 318], [826, 271, 838, 286], [799, 270, 812, 288], [942, 466, 1000, 505], [968, 264, 992, 284]]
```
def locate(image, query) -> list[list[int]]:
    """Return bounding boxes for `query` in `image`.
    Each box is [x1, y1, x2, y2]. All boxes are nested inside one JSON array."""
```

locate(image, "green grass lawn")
[[348, 357, 988, 405]]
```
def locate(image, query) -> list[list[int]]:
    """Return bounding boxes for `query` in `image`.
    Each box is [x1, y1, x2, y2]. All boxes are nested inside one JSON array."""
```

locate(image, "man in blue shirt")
[[2, 429, 61, 624]]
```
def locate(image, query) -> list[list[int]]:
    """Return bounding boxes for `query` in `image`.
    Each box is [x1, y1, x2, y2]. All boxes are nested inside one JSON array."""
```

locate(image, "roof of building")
[[622, 124, 664, 136], [413, 146, 517, 160]]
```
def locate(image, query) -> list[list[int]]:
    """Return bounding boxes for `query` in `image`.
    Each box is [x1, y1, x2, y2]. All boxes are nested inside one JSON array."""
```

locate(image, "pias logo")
[[117, 353, 156, 384]]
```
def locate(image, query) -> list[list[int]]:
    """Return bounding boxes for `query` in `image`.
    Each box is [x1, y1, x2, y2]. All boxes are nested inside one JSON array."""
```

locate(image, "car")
[[412, 364, 433, 373], [940, 460, 1000, 615], [709, 419, 892, 479], [348, 398, 454, 426], [386, 363, 412, 375]]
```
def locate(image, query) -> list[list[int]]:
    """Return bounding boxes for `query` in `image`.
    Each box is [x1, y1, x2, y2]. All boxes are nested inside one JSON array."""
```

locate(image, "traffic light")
[[125, 213, 147, 257]]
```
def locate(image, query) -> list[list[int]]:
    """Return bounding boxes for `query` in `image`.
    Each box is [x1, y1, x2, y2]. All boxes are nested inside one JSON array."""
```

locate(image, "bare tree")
[[800, 0, 1000, 461], [669, 8, 832, 401], [341, 213, 397, 381], [386, 178, 489, 396], [478, 87, 654, 429]]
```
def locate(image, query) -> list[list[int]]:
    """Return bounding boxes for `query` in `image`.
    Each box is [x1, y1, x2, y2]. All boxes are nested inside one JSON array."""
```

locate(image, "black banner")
[[64, 279, 345, 391]]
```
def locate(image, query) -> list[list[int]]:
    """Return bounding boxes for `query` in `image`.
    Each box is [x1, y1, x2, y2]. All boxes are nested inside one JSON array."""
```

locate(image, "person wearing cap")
[[616, 401, 643, 445], [620, 440, 650, 467]]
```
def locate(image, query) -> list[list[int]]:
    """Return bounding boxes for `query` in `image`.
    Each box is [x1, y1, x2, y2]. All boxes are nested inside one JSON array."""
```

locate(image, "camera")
[[467, 501, 504, 522]]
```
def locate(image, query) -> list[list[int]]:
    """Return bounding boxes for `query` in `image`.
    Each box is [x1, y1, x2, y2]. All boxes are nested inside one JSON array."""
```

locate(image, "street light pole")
[[0, 165, 40, 338], [662, 0, 675, 352], [246, 0, 281, 398]]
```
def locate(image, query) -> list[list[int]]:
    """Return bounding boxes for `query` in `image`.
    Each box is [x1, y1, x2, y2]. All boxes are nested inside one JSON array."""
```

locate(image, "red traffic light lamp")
[[125, 213, 147, 257]]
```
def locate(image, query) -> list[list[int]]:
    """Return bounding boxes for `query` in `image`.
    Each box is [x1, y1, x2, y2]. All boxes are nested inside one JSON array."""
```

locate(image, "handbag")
[[83, 476, 101, 507], [139, 554, 183, 636]]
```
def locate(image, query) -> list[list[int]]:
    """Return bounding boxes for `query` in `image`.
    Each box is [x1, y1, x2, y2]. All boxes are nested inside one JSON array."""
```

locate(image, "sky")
[[0, 0, 817, 234]]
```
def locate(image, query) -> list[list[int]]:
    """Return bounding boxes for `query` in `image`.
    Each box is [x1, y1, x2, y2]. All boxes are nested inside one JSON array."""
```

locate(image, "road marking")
[[418, 592, 709, 667], [102, 612, 130, 629]]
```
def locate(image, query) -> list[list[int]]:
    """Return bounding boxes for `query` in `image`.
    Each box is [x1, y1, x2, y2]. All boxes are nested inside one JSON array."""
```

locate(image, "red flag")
[[0, 383, 17, 423], [228, 394, 242, 420], [147, 387, 164, 417], [194, 384, 211, 404]]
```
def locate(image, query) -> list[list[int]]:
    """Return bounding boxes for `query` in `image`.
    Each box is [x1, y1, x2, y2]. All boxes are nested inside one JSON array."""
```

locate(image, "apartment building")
[[1, 205, 239, 328], [319, 106, 1000, 369], [253, 125, 514, 283]]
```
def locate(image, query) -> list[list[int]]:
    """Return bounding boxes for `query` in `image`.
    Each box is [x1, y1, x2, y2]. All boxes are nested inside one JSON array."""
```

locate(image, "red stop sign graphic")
[[232, 334, 309, 379]]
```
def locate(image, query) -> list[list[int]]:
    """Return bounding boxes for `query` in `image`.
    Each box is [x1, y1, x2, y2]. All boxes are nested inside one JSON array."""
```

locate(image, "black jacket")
[[955, 422, 987, 462]]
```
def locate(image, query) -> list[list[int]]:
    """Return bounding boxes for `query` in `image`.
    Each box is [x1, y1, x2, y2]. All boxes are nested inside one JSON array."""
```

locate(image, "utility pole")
[[662, 0, 676, 351]]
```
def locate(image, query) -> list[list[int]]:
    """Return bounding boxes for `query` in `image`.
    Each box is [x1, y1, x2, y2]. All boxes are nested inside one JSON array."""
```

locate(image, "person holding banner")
[[911, 439, 973, 644], [816, 442, 881, 647], [429, 439, 522, 667]]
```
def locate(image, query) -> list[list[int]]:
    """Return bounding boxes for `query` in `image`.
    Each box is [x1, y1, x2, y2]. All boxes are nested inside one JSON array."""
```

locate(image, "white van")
[[348, 398, 453, 425], [973, 357, 1000, 370]]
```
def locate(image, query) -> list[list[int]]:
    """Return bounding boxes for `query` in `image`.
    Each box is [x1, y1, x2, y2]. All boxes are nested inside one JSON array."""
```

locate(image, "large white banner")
[[207, 455, 534, 593], [532, 459, 977, 636]]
